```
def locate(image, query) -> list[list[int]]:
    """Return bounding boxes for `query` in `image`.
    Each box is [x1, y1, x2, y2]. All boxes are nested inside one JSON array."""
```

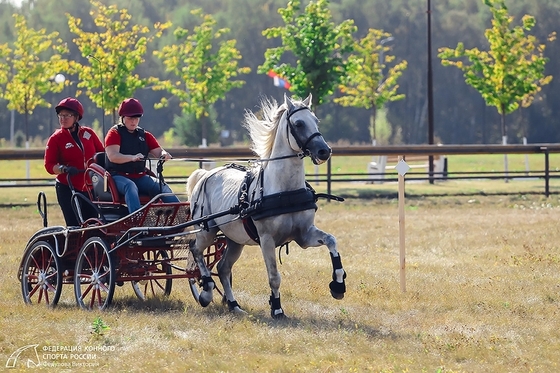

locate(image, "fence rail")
[[3, 144, 560, 196]]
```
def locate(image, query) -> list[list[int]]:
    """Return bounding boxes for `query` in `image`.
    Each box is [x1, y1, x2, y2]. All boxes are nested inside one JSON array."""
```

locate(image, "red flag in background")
[[267, 70, 291, 89]]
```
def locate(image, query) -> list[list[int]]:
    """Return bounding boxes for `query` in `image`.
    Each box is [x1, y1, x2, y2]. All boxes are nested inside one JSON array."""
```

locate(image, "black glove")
[[63, 166, 79, 176]]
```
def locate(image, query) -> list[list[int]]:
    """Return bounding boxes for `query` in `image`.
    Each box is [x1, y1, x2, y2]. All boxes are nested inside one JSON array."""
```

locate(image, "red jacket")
[[44, 125, 104, 191]]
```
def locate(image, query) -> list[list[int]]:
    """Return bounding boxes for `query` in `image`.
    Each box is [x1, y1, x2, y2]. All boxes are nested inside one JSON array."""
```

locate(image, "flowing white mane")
[[242, 98, 287, 160], [242, 98, 307, 160]]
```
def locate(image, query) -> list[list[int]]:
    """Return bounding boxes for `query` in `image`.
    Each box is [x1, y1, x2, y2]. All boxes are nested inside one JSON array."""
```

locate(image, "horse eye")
[[294, 120, 304, 128]]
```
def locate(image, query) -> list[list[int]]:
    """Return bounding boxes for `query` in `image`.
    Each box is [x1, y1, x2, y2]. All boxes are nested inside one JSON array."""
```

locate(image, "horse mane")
[[243, 97, 290, 160]]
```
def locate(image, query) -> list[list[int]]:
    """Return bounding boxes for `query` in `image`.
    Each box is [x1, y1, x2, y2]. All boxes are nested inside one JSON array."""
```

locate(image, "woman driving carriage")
[[44, 97, 105, 226], [104, 98, 180, 214]]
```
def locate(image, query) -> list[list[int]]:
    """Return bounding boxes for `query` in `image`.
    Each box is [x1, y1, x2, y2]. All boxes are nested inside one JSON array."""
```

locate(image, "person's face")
[[122, 116, 141, 132], [57, 110, 77, 129]]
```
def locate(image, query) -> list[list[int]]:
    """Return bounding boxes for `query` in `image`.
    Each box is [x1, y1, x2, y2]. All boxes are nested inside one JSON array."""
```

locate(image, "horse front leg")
[[299, 227, 346, 300], [259, 237, 286, 319]]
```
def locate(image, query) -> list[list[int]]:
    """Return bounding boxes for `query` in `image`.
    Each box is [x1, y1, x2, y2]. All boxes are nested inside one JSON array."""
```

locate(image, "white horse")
[[186, 94, 346, 318]]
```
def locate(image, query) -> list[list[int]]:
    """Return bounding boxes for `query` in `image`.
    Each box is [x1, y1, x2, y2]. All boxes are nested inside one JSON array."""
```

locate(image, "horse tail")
[[186, 168, 208, 199]]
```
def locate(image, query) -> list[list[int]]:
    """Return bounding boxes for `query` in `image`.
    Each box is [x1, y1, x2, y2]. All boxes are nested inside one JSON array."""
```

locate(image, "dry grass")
[[1, 195, 560, 372]]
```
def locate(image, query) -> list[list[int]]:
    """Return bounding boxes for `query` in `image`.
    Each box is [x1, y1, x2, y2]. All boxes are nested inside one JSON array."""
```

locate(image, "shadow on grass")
[[106, 294, 394, 341]]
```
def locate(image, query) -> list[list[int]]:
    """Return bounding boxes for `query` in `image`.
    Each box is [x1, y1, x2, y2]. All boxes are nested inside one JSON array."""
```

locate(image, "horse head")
[[284, 94, 332, 165]]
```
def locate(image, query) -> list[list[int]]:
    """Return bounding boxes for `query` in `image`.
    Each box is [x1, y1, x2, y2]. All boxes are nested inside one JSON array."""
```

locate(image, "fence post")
[[543, 147, 550, 197], [327, 157, 332, 202]]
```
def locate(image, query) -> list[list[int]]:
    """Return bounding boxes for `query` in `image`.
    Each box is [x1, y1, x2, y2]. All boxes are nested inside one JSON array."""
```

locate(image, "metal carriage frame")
[[17, 157, 232, 311]]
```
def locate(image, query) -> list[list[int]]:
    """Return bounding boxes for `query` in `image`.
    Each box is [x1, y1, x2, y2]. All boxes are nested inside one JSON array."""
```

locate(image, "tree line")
[[0, 0, 558, 147]]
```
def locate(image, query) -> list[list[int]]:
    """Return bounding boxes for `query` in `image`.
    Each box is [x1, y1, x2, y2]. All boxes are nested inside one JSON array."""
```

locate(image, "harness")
[[232, 163, 343, 244]]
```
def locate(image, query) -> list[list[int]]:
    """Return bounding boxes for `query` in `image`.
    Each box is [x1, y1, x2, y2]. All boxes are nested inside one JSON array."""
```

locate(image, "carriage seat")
[[85, 152, 155, 207]]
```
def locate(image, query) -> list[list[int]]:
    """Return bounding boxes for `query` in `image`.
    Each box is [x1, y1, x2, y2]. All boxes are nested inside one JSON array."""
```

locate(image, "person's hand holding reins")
[[131, 153, 144, 162], [160, 151, 173, 161], [62, 166, 79, 176]]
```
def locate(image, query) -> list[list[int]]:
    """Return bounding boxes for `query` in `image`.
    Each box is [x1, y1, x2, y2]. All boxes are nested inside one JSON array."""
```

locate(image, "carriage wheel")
[[131, 250, 172, 300], [188, 278, 201, 303], [74, 237, 115, 310], [21, 241, 62, 307]]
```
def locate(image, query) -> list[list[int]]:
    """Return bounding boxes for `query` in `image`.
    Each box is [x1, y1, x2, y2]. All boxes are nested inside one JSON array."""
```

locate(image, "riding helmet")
[[55, 97, 84, 120], [118, 98, 144, 117]]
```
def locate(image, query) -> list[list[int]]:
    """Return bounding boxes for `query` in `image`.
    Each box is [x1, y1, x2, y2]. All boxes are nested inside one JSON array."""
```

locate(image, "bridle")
[[250, 104, 326, 164], [285, 105, 324, 157]]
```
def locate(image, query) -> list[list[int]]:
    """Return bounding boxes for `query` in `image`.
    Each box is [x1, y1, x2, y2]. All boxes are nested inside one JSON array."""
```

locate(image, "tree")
[[0, 14, 71, 146], [67, 0, 171, 126], [335, 29, 407, 145], [259, 0, 356, 111], [153, 9, 250, 147], [438, 0, 555, 145]]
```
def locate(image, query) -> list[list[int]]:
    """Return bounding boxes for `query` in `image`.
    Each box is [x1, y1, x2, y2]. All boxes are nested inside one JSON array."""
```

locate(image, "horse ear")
[[302, 93, 312, 108], [284, 93, 295, 112]]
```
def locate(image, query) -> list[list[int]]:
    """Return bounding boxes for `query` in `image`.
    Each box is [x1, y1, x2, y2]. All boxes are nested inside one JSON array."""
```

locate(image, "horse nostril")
[[318, 148, 331, 160]]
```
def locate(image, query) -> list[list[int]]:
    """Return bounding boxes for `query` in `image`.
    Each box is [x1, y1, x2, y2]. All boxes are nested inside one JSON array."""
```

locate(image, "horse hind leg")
[[217, 239, 247, 315], [259, 239, 286, 319], [190, 232, 218, 307]]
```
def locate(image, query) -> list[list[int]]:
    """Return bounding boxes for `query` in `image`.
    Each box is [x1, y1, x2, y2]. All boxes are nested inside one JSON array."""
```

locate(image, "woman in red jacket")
[[44, 97, 104, 226]]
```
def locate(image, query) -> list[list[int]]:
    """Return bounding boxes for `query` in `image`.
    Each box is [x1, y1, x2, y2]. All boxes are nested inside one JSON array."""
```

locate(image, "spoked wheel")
[[74, 237, 115, 310], [189, 278, 201, 303], [132, 250, 172, 300], [20, 241, 62, 307]]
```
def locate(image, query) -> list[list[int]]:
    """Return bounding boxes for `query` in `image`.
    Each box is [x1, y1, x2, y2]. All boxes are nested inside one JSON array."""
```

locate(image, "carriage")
[[17, 153, 227, 310], [17, 94, 347, 317]]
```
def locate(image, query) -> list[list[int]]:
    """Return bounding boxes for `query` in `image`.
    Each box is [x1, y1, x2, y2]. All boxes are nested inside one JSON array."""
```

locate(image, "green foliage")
[[336, 29, 407, 110], [0, 14, 72, 140], [154, 9, 250, 145], [259, 0, 357, 108], [172, 108, 220, 147], [90, 316, 110, 339], [438, 0, 555, 139], [67, 0, 171, 121], [335, 28, 407, 144]]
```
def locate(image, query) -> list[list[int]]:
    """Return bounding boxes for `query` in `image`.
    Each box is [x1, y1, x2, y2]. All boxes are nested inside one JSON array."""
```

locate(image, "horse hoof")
[[199, 292, 213, 307], [271, 309, 287, 319], [231, 306, 248, 316], [227, 300, 246, 315], [330, 290, 345, 300], [329, 280, 346, 299]]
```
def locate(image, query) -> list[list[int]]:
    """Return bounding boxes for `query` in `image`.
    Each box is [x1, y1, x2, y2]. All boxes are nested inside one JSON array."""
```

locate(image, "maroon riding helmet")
[[55, 97, 84, 120], [118, 98, 144, 117]]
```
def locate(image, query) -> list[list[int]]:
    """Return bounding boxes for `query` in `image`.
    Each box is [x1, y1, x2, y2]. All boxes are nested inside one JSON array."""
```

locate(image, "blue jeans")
[[112, 174, 180, 213]]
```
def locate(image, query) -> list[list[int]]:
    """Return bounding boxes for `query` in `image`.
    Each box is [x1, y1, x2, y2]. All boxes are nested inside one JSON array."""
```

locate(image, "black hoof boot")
[[269, 293, 287, 319], [199, 276, 214, 307], [329, 280, 346, 299]]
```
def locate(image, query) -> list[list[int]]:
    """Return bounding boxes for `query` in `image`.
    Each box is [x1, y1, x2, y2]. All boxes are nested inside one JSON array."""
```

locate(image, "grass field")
[[0, 153, 559, 371], [1, 194, 560, 372]]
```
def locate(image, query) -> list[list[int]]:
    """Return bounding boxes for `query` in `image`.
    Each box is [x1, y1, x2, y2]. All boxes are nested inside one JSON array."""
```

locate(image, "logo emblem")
[[6, 344, 40, 368]]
